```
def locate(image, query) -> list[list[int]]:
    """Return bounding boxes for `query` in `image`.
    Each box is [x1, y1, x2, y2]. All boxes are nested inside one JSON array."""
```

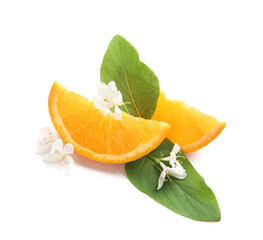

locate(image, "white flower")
[[36, 127, 75, 174], [157, 143, 187, 190], [93, 81, 123, 120], [98, 81, 122, 105], [48, 139, 75, 174], [157, 162, 168, 190], [35, 127, 58, 154]]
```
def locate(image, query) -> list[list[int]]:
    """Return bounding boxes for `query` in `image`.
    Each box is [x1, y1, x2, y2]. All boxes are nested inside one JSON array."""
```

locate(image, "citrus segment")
[[152, 92, 226, 152], [48, 82, 171, 163]]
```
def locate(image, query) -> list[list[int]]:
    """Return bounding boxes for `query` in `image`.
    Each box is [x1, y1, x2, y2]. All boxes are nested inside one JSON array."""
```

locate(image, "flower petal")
[[39, 127, 57, 142], [171, 143, 181, 155], [44, 151, 61, 163], [114, 105, 122, 120], [164, 166, 173, 175], [98, 83, 110, 99], [160, 162, 167, 170], [111, 91, 122, 105], [171, 168, 187, 179], [168, 162, 187, 179], [35, 143, 52, 154], [39, 126, 52, 136], [65, 155, 74, 174], [98, 82, 117, 102], [108, 81, 117, 92], [157, 170, 166, 190], [174, 159, 185, 171], [51, 139, 63, 154], [94, 98, 110, 111], [36, 127, 57, 154], [169, 159, 176, 168], [162, 156, 172, 161], [63, 143, 74, 155]]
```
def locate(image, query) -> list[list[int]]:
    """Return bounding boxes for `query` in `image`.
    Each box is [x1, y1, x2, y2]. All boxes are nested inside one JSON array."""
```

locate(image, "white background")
[[1, 0, 263, 239]]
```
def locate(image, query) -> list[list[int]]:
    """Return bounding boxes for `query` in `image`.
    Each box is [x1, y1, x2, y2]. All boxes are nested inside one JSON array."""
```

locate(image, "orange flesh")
[[48, 82, 171, 163], [152, 92, 226, 152]]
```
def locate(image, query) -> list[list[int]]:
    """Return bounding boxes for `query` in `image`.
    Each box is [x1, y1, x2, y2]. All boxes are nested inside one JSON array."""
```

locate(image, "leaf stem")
[[148, 155, 161, 164], [146, 156, 162, 172]]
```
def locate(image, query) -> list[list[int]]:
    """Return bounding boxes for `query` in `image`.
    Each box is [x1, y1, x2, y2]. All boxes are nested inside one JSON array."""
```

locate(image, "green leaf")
[[125, 139, 221, 222], [100, 35, 160, 119]]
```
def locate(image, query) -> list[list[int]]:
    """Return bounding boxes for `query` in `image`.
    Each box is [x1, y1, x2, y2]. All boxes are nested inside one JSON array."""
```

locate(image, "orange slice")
[[152, 92, 226, 152], [48, 82, 171, 163]]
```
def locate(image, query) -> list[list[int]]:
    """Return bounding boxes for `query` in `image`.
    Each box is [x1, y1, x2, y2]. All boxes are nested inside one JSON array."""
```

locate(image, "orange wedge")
[[48, 82, 171, 163], [152, 92, 226, 152]]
